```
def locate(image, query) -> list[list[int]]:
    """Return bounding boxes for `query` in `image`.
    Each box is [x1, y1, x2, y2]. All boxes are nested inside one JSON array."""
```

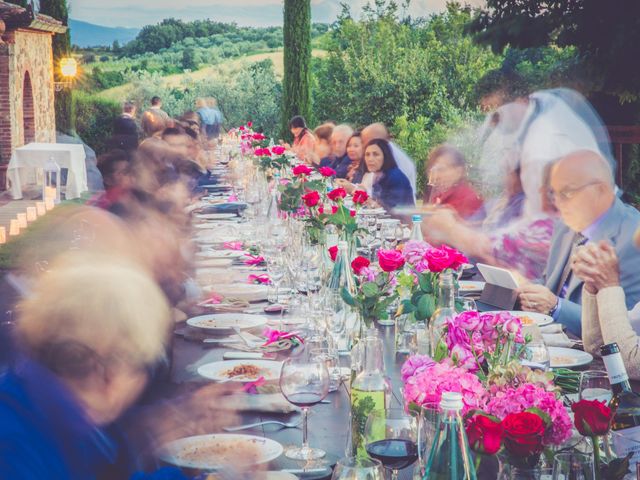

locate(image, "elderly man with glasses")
[[517, 150, 640, 336]]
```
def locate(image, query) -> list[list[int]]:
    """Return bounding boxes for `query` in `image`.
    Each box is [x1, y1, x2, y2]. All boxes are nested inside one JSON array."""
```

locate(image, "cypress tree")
[[39, 0, 75, 135], [6, 1, 29, 7], [281, 0, 311, 141]]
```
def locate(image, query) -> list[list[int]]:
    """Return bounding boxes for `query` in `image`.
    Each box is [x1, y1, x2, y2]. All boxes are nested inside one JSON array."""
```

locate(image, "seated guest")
[[335, 132, 365, 193], [319, 124, 353, 179], [424, 144, 483, 219], [0, 253, 187, 479], [574, 240, 640, 380], [309, 123, 334, 165], [517, 150, 640, 336], [362, 123, 417, 199], [364, 138, 414, 212], [111, 102, 139, 152], [90, 150, 134, 209], [288, 116, 316, 163]]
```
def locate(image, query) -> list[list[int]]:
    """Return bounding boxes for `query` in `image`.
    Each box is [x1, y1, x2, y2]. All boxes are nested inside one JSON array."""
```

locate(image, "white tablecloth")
[[6, 143, 88, 200]]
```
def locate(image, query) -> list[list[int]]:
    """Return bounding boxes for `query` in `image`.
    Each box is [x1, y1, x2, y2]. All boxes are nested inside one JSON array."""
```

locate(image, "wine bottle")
[[423, 392, 477, 480], [601, 343, 640, 468]]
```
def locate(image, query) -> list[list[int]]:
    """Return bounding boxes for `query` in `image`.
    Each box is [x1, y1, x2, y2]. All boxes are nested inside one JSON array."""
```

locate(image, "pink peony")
[[456, 311, 482, 331], [401, 354, 435, 383], [403, 240, 432, 266]]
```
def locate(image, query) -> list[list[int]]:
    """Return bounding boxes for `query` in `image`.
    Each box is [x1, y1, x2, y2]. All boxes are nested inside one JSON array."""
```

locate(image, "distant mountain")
[[69, 19, 139, 48]]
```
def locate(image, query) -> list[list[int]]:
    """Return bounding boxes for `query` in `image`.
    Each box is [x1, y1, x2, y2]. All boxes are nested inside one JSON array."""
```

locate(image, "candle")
[[0, 227, 5, 244], [17, 213, 27, 228], [36, 201, 46, 216], [26, 207, 37, 222], [45, 198, 55, 211], [44, 185, 56, 200], [9, 219, 20, 236]]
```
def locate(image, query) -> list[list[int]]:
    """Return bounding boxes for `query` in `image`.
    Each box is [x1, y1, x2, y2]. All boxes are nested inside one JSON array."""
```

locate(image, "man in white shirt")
[[361, 123, 417, 201]]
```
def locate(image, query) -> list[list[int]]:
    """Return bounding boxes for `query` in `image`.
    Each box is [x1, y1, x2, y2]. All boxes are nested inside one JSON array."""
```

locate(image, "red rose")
[[572, 400, 612, 436], [318, 206, 324, 214], [272, 145, 286, 155], [254, 148, 272, 157], [247, 121, 253, 127], [466, 415, 503, 455], [293, 164, 313, 176], [331, 205, 338, 214], [328, 245, 338, 262], [351, 256, 371, 274], [319, 167, 336, 177], [350, 209, 356, 217], [502, 412, 545, 457], [440, 245, 468, 270], [239, 126, 245, 131], [352, 190, 369, 204], [302, 190, 320, 207], [377, 249, 405, 272], [252, 133, 266, 140], [424, 247, 453, 272], [327, 188, 347, 201]]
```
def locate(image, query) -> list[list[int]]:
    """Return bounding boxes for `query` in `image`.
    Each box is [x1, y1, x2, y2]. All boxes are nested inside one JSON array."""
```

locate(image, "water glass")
[[419, 402, 442, 475], [331, 456, 385, 480], [311, 347, 341, 392], [523, 340, 551, 370], [579, 371, 612, 403], [455, 297, 477, 312], [552, 452, 595, 480]]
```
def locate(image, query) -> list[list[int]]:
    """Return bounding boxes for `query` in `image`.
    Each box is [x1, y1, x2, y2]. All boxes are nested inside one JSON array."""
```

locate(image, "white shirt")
[[389, 142, 417, 199]]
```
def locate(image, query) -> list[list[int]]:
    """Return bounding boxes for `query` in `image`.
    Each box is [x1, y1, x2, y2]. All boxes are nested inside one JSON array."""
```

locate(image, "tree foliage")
[[282, 0, 312, 139], [468, 0, 640, 102]]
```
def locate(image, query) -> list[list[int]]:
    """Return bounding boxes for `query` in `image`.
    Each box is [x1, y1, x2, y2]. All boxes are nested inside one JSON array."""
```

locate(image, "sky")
[[68, 0, 484, 29]]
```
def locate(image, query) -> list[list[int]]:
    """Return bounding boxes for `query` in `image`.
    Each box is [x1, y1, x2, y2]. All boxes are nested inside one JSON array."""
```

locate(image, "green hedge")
[[74, 91, 121, 155]]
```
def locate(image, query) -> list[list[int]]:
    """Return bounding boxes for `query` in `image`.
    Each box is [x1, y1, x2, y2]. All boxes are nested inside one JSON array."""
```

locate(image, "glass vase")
[[497, 454, 548, 480]]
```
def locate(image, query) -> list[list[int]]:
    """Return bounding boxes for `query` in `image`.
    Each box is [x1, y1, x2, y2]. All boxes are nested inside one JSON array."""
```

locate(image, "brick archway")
[[22, 71, 35, 144]]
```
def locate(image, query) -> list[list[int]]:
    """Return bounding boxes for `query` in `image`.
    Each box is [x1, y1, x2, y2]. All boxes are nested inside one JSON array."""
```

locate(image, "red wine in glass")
[[366, 439, 419, 471]]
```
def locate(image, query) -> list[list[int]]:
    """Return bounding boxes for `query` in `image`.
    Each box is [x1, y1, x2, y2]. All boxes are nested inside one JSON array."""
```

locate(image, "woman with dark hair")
[[335, 132, 366, 193], [288, 115, 316, 163], [424, 144, 483, 219], [364, 138, 414, 211]]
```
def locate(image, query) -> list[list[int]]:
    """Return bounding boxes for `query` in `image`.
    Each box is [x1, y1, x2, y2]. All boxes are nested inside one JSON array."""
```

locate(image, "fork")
[[223, 419, 302, 432]]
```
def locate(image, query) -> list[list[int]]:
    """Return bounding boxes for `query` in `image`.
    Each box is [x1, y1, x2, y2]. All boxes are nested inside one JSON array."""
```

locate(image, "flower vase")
[[497, 454, 545, 480]]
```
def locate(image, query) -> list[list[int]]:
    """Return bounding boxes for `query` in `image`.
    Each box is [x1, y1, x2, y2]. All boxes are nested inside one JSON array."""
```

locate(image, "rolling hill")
[[70, 19, 139, 48]]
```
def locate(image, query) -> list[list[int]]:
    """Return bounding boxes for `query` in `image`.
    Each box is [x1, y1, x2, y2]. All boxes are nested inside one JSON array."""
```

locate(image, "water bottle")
[[409, 214, 424, 241], [423, 392, 477, 480]]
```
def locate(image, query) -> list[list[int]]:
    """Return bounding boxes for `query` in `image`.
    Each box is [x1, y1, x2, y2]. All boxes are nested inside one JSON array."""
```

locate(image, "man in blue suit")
[[518, 150, 640, 337]]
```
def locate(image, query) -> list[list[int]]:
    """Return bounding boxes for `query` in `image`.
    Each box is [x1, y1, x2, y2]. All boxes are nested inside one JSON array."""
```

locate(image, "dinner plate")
[[548, 347, 593, 369], [458, 280, 485, 294], [186, 313, 268, 333], [205, 284, 269, 302], [160, 433, 283, 470], [484, 310, 554, 327], [194, 258, 234, 268], [197, 359, 283, 382], [196, 213, 238, 220], [196, 249, 244, 259]]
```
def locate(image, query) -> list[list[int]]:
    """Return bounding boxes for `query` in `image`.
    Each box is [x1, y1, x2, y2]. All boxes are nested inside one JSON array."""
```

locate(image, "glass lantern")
[[43, 156, 61, 204]]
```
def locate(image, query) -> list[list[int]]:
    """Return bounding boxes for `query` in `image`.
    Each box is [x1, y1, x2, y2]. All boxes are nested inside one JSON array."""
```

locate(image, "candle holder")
[[17, 213, 27, 228], [36, 202, 46, 216], [9, 219, 20, 236], [45, 198, 55, 211], [26, 207, 37, 222]]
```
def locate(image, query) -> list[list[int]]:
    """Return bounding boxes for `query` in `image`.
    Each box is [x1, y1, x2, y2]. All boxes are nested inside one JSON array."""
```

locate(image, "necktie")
[[555, 232, 588, 297]]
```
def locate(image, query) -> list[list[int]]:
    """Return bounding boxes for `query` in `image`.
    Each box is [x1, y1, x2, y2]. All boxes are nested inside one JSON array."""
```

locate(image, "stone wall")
[[0, 29, 56, 163]]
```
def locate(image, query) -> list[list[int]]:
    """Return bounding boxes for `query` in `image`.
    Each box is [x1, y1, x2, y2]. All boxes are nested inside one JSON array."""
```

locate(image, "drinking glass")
[[279, 355, 330, 460], [523, 340, 551, 370], [266, 256, 286, 306], [579, 370, 612, 403], [364, 408, 420, 480], [552, 452, 595, 480], [380, 222, 398, 249], [311, 347, 341, 392], [331, 456, 385, 480], [455, 297, 477, 312], [419, 402, 441, 475]]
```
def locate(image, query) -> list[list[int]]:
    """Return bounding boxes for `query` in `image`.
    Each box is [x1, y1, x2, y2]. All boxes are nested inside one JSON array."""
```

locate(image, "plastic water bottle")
[[409, 214, 424, 241]]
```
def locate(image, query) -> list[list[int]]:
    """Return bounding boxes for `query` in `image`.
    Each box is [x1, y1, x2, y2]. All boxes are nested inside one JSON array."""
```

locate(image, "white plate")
[[196, 249, 244, 259], [549, 347, 593, 369], [186, 313, 268, 333], [458, 281, 485, 293], [194, 258, 234, 268], [484, 310, 554, 327], [160, 433, 283, 470], [205, 284, 269, 302], [196, 213, 237, 220], [198, 359, 283, 382]]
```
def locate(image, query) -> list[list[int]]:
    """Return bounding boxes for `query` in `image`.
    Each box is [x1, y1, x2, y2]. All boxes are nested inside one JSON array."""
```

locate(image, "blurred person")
[[111, 101, 139, 152], [319, 124, 353, 178], [90, 150, 134, 209], [361, 123, 417, 198], [573, 241, 640, 379], [196, 97, 224, 141], [0, 253, 188, 479], [308, 123, 334, 166], [141, 96, 171, 138], [335, 132, 365, 193], [162, 127, 191, 158], [517, 150, 640, 336], [364, 138, 414, 212], [423, 144, 483, 219], [284, 115, 316, 163]]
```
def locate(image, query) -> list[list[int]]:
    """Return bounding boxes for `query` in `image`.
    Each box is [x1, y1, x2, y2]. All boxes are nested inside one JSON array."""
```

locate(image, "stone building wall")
[[0, 29, 55, 163]]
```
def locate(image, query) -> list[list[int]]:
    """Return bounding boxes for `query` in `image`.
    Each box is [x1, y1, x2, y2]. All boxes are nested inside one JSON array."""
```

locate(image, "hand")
[[424, 208, 458, 233], [572, 241, 620, 294], [517, 283, 558, 314], [334, 178, 355, 193]]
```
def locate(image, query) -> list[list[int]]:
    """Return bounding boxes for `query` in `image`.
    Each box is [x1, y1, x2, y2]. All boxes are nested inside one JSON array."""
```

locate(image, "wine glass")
[[279, 355, 330, 460], [332, 456, 385, 480], [455, 297, 477, 312], [522, 340, 550, 370], [579, 370, 612, 403], [364, 408, 420, 480], [552, 452, 595, 480]]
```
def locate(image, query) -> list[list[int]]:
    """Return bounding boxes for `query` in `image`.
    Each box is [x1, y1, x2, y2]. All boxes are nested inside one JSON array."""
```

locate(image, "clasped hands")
[[571, 240, 620, 294]]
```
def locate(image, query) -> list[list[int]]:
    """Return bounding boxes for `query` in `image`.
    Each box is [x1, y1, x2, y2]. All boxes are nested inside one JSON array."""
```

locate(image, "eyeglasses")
[[547, 181, 602, 203]]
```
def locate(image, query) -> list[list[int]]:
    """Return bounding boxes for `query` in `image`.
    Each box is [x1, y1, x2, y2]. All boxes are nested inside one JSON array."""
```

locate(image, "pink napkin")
[[223, 241, 243, 250], [248, 274, 271, 285], [244, 254, 265, 266]]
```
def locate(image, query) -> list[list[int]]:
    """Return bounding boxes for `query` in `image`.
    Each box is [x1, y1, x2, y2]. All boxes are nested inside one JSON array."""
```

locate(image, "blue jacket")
[[372, 167, 414, 211], [319, 154, 352, 179], [0, 358, 188, 480]]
